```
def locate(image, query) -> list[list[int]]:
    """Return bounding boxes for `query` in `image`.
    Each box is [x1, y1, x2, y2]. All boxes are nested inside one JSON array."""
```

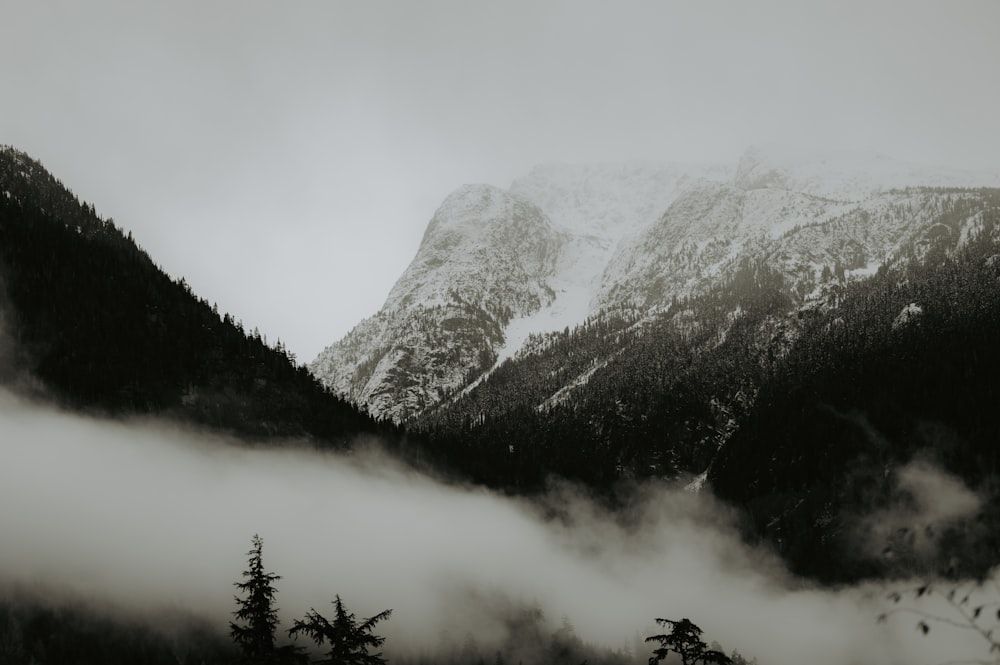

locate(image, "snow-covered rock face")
[[312, 148, 1000, 421], [310, 184, 565, 421], [596, 148, 1000, 313], [384, 184, 561, 315], [510, 162, 731, 240], [503, 162, 732, 343]]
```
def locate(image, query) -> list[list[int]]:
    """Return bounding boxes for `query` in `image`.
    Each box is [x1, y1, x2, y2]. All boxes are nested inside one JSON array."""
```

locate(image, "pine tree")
[[646, 618, 731, 665], [231, 534, 283, 664], [288, 595, 392, 665]]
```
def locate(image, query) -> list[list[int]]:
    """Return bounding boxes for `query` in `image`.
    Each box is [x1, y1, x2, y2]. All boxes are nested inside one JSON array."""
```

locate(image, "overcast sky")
[[4, 1, 999, 361]]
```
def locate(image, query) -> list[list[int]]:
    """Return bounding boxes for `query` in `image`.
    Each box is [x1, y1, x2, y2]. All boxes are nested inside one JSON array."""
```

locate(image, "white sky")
[[3, 0, 999, 361]]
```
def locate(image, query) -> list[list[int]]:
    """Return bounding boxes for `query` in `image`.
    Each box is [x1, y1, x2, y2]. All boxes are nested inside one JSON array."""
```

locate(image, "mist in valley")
[[0, 387, 995, 665]]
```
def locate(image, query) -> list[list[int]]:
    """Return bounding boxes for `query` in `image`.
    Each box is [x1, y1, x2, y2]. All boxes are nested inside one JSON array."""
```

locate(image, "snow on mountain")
[[734, 144, 1000, 200], [310, 184, 563, 420], [383, 184, 560, 314], [596, 182, 860, 310], [311, 163, 737, 420], [502, 162, 731, 348], [311, 147, 1000, 421], [510, 162, 732, 239], [597, 146, 1000, 312]]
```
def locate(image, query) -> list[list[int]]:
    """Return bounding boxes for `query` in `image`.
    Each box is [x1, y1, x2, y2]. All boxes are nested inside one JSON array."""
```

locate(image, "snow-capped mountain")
[[310, 184, 563, 421], [310, 161, 727, 420], [498, 161, 730, 362], [311, 146, 1000, 421]]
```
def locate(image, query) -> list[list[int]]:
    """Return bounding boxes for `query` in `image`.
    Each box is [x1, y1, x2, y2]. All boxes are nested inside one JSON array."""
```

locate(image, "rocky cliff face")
[[310, 184, 563, 421]]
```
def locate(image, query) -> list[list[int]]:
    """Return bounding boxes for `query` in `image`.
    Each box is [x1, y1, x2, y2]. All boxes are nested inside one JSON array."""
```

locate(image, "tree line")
[[0, 533, 756, 665]]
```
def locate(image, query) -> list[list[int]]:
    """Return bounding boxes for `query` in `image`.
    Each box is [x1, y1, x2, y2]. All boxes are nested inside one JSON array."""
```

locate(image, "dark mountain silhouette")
[[0, 146, 394, 447]]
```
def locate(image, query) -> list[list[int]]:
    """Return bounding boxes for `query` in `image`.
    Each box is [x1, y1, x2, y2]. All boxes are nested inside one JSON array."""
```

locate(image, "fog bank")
[[0, 388, 993, 664]]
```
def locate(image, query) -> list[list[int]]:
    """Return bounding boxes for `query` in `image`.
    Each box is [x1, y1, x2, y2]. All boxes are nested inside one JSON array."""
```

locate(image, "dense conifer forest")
[[0, 147, 394, 447], [414, 188, 1000, 582], [711, 200, 1000, 582]]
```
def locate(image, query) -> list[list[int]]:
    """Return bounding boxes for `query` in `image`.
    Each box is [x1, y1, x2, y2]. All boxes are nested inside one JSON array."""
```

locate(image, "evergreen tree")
[[288, 595, 392, 665], [231, 534, 283, 663], [646, 618, 731, 665]]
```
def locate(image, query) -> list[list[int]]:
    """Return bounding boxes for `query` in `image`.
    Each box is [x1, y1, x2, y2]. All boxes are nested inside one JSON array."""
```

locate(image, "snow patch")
[[684, 471, 708, 493], [497, 285, 590, 364], [536, 354, 618, 412], [846, 260, 882, 280], [892, 302, 924, 330]]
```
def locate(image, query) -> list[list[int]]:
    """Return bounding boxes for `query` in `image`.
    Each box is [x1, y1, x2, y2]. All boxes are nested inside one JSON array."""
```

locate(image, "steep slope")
[[708, 196, 1000, 582], [414, 187, 1000, 584], [313, 148, 998, 423], [311, 162, 732, 420], [310, 185, 563, 421], [598, 146, 1000, 312], [0, 145, 387, 445], [501, 162, 731, 356], [419, 186, 1000, 466]]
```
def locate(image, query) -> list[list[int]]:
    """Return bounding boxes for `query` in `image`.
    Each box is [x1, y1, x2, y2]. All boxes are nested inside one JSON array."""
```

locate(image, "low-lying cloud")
[[0, 387, 995, 664], [860, 458, 983, 562]]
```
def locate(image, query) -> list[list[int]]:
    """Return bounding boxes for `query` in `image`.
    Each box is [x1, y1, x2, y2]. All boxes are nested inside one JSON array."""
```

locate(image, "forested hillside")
[[412, 257, 794, 491], [0, 146, 392, 446], [415, 188, 1000, 581], [710, 193, 1000, 582]]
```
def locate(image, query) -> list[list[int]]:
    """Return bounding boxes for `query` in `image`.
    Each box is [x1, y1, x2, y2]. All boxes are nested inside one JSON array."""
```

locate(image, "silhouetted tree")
[[231, 535, 285, 663], [288, 595, 391, 665], [646, 618, 731, 665]]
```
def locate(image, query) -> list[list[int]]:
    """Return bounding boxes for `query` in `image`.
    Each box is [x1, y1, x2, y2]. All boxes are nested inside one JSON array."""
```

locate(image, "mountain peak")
[[415, 184, 536, 255], [311, 180, 563, 420], [436, 183, 513, 219]]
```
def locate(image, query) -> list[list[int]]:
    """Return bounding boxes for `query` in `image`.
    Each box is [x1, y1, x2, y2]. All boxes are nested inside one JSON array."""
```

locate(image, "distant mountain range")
[[310, 145, 1000, 422]]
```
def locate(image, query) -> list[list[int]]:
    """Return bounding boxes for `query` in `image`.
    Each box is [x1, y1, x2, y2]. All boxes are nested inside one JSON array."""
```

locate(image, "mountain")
[[310, 184, 562, 421], [310, 161, 735, 419], [309, 147, 1000, 582], [311, 146, 1000, 423], [0, 145, 391, 446], [413, 185, 1000, 582], [708, 211, 1000, 581]]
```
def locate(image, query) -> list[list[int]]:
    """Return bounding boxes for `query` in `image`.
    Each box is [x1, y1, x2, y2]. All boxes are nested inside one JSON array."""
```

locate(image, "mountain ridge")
[[311, 146, 1000, 422]]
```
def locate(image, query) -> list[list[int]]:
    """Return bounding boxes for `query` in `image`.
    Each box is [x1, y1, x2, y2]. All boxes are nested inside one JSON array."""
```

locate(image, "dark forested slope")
[[709, 199, 1000, 582], [0, 146, 391, 445], [416, 188, 1000, 582]]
